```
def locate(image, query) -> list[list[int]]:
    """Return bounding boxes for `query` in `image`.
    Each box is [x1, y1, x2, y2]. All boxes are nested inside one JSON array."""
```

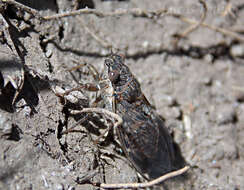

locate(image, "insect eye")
[[109, 71, 119, 82], [113, 55, 121, 62], [113, 53, 125, 63]]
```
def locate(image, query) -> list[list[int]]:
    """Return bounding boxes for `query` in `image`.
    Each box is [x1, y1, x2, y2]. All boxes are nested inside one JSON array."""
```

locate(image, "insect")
[[57, 53, 176, 180], [104, 54, 175, 179]]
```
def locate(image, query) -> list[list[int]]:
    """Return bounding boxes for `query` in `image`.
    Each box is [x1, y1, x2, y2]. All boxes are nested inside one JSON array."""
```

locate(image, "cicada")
[[104, 54, 175, 179]]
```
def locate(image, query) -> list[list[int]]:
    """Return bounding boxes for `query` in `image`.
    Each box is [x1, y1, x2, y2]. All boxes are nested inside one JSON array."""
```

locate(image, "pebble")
[[45, 49, 53, 58], [142, 41, 149, 48], [230, 44, 244, 57], [204, 54, 214, 63]]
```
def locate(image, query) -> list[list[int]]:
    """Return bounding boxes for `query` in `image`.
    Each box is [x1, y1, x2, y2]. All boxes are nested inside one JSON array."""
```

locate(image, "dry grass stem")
[[95, 166, 190, 189], [41, 7, 244, 43], [172, 14, 244, 42], [178, 0, 207, 39], [43, 8, 168, 20], [2, 0, 244, 43]]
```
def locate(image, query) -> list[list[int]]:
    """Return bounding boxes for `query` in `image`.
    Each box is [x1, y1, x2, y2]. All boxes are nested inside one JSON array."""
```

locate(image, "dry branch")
[[173, 14, 244, 43], [93, 166, 190, 189], [177, 0, 207, 39], [43, 7, 168, 20], [2, 0, 244, 53]]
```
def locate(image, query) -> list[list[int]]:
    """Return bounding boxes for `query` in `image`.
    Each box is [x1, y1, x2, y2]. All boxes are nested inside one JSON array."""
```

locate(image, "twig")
[[93, 166, 190, 189], [177, 0, 207, 39], [2, 0, 244, 51], [222, 0, 236, 18], [42, 7, 244, 43], [170, 13, 244, 42], [43, 8, 168, 20]]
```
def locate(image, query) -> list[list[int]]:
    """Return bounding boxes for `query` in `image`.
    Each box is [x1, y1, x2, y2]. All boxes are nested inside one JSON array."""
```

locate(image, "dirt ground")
[[0, 0, 244, 189]]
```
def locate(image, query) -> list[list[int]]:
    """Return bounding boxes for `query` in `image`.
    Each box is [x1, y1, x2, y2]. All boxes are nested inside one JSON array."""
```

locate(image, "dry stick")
[[171, 14, 244, 43], [43, 8, 167, 20], [3, 0, 243, 43], [94, 166, 190, 189], [222, 0, 235, 18], [178, 0, 207, 39], [3, 0, 243, 46], [43, 7, 244, 43]]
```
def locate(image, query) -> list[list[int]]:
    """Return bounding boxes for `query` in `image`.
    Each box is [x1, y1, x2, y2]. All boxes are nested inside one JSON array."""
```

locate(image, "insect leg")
[[70, 108, 123, 144], [54, 83, 100, 98]]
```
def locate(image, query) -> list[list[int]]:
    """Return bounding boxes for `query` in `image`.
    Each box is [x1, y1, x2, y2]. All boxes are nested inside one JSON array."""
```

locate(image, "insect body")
[[104, 54, 175, 179]]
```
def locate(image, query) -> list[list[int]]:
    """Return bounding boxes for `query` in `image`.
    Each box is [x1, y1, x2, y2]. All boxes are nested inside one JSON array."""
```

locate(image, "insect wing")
[[116, 105, 175, 180]]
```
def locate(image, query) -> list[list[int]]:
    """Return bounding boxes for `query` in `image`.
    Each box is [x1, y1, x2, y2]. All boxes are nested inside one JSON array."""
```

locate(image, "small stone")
[[204, 54, 214, 62], [142, 41, 149, 48], [230, 44, 244, 57], [45, 49, 53, 58]]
